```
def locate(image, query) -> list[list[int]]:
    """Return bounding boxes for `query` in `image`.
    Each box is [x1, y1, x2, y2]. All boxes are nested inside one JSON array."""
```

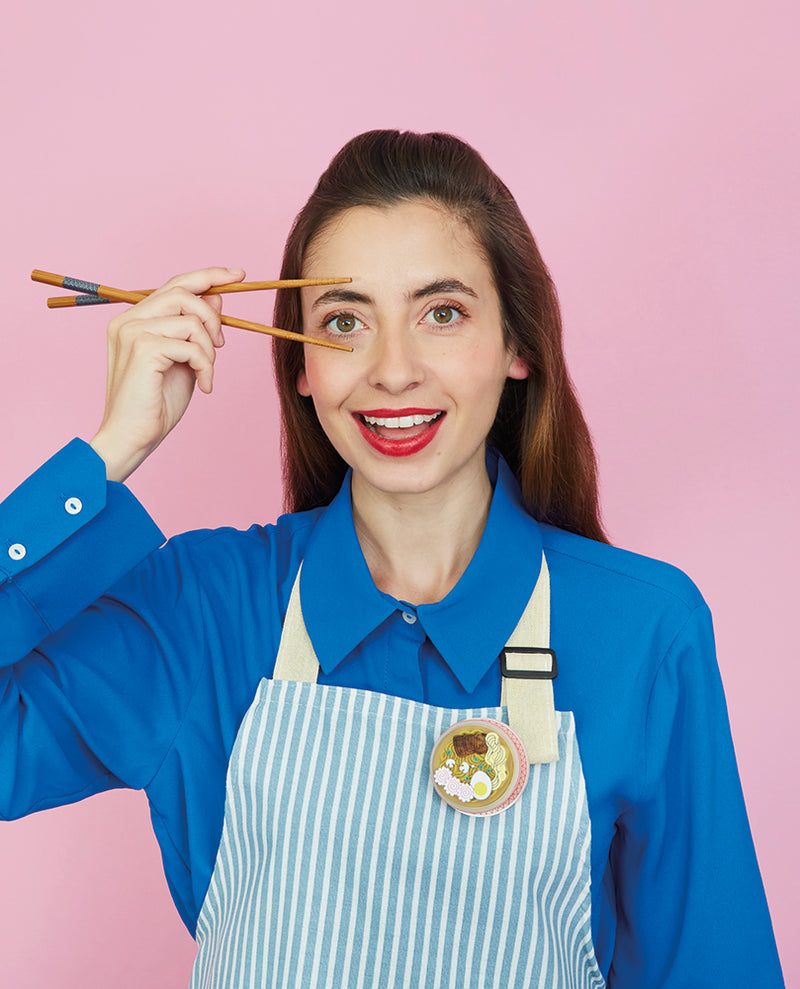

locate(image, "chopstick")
[[31, 270, 353, 352], [45, 276, 353, 309]]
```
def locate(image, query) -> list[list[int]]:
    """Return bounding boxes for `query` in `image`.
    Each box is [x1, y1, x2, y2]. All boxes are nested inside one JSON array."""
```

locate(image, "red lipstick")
[[353, 409, 445, 457]]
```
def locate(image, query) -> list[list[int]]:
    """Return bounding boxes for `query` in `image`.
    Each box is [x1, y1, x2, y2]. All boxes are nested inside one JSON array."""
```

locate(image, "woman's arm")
[[1, 267, 244, 818], [2, 264, 243, 660], [609, 604, 784, 987]]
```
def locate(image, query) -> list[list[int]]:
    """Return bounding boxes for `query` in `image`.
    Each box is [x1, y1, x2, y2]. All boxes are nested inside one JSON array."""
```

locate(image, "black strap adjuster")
[[501, 647, 558, 680]]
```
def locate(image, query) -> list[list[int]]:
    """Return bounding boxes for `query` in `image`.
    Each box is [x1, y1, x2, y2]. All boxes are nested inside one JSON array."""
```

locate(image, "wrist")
[[89, 431, 148, 483]]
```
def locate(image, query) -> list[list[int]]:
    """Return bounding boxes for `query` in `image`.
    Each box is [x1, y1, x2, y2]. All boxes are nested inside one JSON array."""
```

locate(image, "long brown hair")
[[272, 130, 607, 543]]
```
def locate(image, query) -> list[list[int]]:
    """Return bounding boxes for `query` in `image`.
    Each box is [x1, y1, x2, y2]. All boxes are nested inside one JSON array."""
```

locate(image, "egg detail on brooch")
[[430, 719, 528, 816]]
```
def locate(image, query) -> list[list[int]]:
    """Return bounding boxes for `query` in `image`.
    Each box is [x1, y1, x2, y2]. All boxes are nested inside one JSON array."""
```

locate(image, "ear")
[[297, 370, 312, 397], [507, 355, 529, 380]]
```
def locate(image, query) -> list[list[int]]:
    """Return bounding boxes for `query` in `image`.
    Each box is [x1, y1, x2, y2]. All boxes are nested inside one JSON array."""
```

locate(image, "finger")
[[115, 291, 223, 349], [201, 293, 225, 345], [110, 268, 244, 347], [156, 266, 246, 298], [140, 336, 217, 395], [156, 289, 224, 347], [118, 315, 218, 369]]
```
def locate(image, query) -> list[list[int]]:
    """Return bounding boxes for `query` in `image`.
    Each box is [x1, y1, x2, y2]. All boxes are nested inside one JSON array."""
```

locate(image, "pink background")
[[1, 0, 797, 984]]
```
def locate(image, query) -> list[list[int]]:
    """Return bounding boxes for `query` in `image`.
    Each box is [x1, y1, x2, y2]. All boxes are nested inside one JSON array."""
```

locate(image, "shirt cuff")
[[0, 439, 165, 663]]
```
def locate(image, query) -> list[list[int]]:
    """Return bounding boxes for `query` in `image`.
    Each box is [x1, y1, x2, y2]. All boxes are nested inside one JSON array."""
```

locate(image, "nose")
[[367, 325, 425, 394]]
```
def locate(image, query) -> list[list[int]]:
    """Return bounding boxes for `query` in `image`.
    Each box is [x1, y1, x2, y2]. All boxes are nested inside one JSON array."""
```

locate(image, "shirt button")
[[402, 611, 417, 625], [8, 543, 26, 561], [64, 497, 83, 515]]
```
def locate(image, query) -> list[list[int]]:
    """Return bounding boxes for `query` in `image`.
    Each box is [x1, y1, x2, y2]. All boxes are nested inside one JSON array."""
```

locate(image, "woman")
[[0, 131, 784, 986]]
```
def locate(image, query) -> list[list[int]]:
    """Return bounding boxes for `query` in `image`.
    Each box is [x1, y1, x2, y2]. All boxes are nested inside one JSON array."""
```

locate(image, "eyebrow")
[[309, 278, 479, 312]]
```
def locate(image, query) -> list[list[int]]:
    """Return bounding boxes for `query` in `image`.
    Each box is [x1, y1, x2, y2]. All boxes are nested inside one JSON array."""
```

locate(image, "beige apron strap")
[[273, 564, 319, 682], [500, 553, 559, 765]]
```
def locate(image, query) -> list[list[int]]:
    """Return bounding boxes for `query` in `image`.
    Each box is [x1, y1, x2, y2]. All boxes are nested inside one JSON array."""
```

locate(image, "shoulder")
[[540, 522, 712, 695], [128, 506, 327, 609], [540, 522, 706, 615], [165, 505, 324, 561]]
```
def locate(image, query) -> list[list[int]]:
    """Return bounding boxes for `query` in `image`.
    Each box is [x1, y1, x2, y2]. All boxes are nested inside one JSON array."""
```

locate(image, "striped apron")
[[190, 556, 605, 988]]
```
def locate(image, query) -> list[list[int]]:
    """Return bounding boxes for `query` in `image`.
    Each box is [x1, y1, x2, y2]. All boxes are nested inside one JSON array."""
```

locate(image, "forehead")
[[302, 201, 491, 283]]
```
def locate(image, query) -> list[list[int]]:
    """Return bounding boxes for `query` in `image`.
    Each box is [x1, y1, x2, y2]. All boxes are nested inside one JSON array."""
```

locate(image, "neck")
[[351, 460, 493, 606]]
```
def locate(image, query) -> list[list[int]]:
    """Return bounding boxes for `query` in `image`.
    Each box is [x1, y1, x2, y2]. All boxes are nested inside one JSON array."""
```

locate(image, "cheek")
[[455, 345, 518, 395], [295, 355, 352, 411], [296, 351, 329, 399]]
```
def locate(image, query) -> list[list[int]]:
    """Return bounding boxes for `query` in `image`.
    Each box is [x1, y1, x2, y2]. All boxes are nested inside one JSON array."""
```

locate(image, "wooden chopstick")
[[46, 275, 352, 309], [31, 270, 353, 352]]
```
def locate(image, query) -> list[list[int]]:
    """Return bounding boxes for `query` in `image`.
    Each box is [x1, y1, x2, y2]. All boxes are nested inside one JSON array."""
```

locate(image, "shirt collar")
[[300, 449, 543, 694]]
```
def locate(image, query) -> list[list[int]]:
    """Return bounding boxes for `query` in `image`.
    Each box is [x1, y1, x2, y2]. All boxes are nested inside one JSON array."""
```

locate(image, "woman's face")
[[297, 200, 528, 502]]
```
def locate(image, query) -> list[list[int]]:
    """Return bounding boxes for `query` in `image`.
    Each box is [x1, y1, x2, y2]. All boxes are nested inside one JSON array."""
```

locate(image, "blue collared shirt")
[[0, 441, 784, 986]]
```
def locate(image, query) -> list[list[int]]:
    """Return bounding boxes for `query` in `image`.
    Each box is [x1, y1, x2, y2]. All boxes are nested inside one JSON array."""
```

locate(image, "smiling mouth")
[[352, 409, 445, 456]]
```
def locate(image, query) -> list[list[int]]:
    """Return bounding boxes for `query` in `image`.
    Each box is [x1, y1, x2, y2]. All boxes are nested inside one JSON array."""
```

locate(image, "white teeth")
[[362, 412, 441, 428]]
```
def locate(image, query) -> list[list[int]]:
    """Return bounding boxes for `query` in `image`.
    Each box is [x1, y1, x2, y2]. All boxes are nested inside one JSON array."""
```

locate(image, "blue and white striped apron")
[[190, 558, 605, 988]]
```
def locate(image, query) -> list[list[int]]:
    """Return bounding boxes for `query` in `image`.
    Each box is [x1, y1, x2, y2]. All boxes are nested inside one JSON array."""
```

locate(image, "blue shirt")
[[0, 440, 784, 986]]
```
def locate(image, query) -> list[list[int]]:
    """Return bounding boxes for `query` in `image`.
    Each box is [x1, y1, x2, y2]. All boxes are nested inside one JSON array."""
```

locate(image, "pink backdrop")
[[1, 0, 797, 984]]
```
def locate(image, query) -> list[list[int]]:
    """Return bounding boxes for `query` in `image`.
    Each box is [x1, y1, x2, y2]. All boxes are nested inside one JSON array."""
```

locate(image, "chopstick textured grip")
[[62, 276, 100, 295], [74, 294, 112, 305]]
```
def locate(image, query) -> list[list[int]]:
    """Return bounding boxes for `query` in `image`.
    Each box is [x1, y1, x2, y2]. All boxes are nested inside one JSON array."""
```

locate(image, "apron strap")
[[273, 565, 319, 683], [500, 553, 559, 764], [273, 554, 559, 764]]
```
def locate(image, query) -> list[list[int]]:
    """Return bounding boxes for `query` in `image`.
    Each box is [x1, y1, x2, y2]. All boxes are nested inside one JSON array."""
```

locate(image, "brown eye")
[[432, 306, 456, 325], [327, 314, 359, 333]]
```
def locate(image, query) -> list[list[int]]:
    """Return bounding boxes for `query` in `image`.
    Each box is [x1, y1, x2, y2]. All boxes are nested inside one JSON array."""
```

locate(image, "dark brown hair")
[[272, 129, 607, 542]]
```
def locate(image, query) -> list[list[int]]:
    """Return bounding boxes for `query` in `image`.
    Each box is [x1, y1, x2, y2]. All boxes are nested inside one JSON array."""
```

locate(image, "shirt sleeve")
[[0, 439, 165, 664], [0, 440, 169, 820], [608, 603, 784, 987]]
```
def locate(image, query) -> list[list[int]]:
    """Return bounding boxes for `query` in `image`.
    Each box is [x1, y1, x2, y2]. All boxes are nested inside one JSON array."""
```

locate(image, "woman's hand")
[[89, 266, 245, 482]]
